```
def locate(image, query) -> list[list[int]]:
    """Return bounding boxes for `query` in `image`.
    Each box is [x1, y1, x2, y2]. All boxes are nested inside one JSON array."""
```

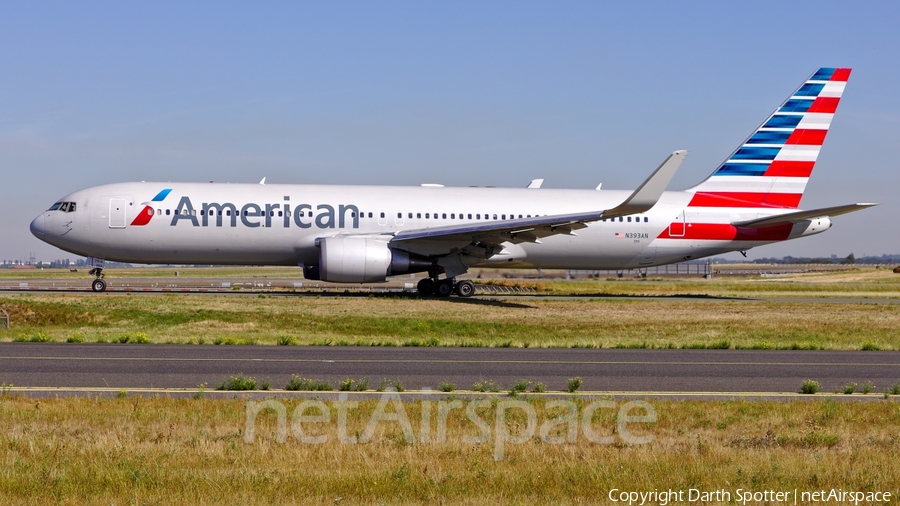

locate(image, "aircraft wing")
[[390, 150, 687, 247], [732, 203, 877, 229]]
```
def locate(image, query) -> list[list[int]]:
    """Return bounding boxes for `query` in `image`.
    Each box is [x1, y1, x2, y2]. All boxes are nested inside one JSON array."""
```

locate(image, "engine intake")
[[318, 237, 431, 283]]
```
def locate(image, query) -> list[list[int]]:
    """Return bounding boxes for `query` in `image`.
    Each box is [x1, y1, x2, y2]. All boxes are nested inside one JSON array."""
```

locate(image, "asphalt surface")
[[2, 344, 898, 395]]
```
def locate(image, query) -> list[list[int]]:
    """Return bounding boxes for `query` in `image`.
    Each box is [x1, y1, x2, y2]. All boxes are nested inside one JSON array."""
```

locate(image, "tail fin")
[[687, 67, 850, 209]]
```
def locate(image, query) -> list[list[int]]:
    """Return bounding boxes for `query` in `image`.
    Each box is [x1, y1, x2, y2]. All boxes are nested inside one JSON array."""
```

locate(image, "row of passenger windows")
[[48, 202, 77, 213], [148, 208, 651, 222]]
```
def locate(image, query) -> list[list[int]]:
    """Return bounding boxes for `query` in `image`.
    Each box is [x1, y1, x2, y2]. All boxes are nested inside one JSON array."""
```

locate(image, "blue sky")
[[2, 1, 898, 262]]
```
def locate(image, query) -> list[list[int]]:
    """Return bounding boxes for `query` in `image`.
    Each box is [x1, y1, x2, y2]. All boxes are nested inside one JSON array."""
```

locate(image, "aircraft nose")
[[30, 214, 46, 239]]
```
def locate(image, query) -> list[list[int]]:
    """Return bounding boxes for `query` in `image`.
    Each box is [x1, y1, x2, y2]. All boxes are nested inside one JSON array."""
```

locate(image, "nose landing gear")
[[89, 267, 107, 292]]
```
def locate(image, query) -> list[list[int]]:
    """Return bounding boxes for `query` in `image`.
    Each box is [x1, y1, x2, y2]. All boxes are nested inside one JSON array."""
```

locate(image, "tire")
[[436, 280, 454, 297], [417, 278, 435, 296], [455, 280, 475, 298], [91, 279, 107, 293]]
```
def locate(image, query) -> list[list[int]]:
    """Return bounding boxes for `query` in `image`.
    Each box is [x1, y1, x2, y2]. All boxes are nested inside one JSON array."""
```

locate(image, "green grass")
[[2, 289, 899, 350]]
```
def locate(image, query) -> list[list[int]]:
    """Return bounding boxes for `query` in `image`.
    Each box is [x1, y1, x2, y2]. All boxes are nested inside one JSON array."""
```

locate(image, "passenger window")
[[408, 213, 413, 219], [476, 214, 481, 219], [618, 217, 622, 222], [397, 212, 402, 218], [644, 217, 648, 222], [157, 209, 162, 216], [417, 213, 421, 219], [166, 210, 171, 215], [278, 211, 283, 217], [493, 214, 497, 220], [468, 214, 472, 219], [502, 214, 506, 220], [425, 213, 430, 219], [380, 212, 385, 218], [442, 213, 447, 219], [368, 212, 373, 218], [627, 217, 631, 222], [192, 210, 197, 216], [451, 213, 455, 219]]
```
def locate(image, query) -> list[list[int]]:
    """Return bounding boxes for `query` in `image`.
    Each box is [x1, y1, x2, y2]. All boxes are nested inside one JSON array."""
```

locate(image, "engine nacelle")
[[318, 237, 431, 283]]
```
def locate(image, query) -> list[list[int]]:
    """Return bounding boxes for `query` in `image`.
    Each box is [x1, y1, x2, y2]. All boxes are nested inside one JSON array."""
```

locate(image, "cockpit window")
[[49, 201, 77, 212]]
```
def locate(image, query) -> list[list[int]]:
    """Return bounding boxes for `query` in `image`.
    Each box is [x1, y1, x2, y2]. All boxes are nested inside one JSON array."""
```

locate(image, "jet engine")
[[318, 236, 431, 283]]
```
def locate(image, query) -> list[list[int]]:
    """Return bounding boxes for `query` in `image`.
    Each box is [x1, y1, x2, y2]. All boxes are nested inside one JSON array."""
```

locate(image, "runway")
[[2, 343, 898, 396]]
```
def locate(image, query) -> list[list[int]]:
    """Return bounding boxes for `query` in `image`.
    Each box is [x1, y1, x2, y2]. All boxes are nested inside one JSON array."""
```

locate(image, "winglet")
[[527, 179, 544, 189], [604, 150, 687, 217], [259, 177, 267, 185]]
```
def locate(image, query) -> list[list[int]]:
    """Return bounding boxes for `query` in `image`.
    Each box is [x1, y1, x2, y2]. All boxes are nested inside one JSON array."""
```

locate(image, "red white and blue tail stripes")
[[687, 67, 850, 209]]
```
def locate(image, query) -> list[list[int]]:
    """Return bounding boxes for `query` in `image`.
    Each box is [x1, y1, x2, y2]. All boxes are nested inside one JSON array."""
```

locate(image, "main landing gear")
[[416, 277, 475, 298], [88, 267, 107, 292]]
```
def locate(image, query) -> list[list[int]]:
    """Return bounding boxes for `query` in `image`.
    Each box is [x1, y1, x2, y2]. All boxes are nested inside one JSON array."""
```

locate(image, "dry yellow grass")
[[0, 395, 898, 504]]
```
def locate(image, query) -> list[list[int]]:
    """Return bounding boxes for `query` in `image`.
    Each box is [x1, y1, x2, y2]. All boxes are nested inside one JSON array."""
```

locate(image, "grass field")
[[0, 395, 898, 505], [1, 287, 899, 349]]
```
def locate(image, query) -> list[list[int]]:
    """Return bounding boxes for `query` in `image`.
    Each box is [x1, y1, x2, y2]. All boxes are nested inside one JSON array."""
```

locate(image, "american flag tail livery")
[[686, 67, 850, 209]]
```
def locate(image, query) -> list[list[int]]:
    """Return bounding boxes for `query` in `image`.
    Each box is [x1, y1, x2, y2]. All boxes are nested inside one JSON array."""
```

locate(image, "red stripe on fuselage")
[[785, 129, 827, 145], [657, 223, 793, 241], [687, 192, 802, 208], [130, 206, 154, 226]]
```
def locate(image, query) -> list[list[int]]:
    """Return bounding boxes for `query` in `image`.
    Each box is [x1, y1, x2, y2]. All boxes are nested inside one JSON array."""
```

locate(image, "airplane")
[[30, 67, 875, 297]]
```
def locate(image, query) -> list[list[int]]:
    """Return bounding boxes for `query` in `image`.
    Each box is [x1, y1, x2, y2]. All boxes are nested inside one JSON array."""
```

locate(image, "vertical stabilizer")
[[687, 67, 850, 209]]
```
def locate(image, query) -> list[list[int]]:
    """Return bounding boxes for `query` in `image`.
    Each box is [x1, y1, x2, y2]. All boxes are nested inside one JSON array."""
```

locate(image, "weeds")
[[216, 374, 257, 391], [567, 377, 583, 393], [285, 375, 332, 391], [438, 382, 456, 393], [532, 382, 547, 393], [862, 381, 874, 394], [800, 379, 820, 394], [276, 335, 299, 346], [471, 380, 500, 393], [508, 380, 531, 397], [194, 382, 208, 400], [117, 332, 150, 344], [841, 382, 857, 395]]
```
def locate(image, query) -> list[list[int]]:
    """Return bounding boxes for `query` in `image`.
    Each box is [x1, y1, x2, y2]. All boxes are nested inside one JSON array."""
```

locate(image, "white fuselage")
[[30, 182, 826, 273]]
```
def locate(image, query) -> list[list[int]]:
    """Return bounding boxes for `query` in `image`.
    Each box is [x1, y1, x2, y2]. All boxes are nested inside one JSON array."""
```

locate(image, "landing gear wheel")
[[91, 279, 107, 293], [455, 280, 475, 298], [417, 278, 435, 296], [436, 279, 454, 297]]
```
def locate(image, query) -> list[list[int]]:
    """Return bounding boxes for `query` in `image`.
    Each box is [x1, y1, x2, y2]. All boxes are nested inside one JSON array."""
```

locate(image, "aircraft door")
[[109, 198, 128, 229], [668, 210, 685, 237], [639, 246, 656, 265]]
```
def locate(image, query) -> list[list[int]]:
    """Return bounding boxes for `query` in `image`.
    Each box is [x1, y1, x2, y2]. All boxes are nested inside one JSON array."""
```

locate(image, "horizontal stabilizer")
[[733, 203, 877, 228]]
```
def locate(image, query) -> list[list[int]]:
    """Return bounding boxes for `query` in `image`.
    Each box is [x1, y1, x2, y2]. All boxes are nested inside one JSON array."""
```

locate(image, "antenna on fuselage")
[[259, 177, 266, 185]]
